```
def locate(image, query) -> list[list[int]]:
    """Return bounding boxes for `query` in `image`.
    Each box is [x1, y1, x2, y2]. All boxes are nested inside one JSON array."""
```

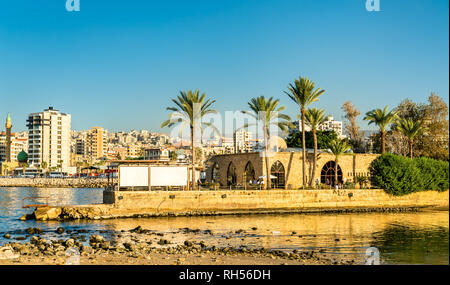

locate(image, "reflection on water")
[[0, 187, 448, 265], [373, 224, 449, 264], [0, 187, 104, 233]]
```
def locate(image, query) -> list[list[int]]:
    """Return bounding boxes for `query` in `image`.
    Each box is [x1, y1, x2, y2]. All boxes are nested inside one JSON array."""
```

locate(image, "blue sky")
[[0, 0, 448, 133]]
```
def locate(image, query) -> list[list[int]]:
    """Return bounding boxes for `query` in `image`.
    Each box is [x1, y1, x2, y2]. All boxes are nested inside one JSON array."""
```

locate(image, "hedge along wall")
[[369, 153, 449, 196]]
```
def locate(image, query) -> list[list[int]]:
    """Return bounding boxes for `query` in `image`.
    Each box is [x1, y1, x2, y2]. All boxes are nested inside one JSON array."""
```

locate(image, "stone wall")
[[207, 152, 379, 189], [106, 189, 449, 212], [34, 189, 448, 220], [0, 177, 116, 188]]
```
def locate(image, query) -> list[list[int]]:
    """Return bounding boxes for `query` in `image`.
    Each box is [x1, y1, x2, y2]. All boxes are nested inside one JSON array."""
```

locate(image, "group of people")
[[248, 179, 265, 186], [223, 177, 348, 190], [324, 178, 347, 190]]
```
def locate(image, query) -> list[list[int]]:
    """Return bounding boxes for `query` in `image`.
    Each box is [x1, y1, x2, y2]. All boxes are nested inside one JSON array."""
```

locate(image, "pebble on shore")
[[0, 225, 356, 265]]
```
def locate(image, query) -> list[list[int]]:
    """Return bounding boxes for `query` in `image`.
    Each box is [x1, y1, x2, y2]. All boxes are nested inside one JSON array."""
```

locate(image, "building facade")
[[292, 116, 344, 138], [1, 115, 28, 164], [85, 127, 107, 162], [27, 107, 71, 169], [206, 151, 379, 189], [0, 133, 27, 163], [318, 116, 344, 138], [233, 129, 253, 153], [144, 148, 170, 161]]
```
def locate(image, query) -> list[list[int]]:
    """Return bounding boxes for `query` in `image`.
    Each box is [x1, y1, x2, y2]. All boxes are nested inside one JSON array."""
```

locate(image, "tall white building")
[[27, 107, 71, 169], [293, 116, 344, 138], [317, 116, 344, 138], [233, 129, 253, 153]]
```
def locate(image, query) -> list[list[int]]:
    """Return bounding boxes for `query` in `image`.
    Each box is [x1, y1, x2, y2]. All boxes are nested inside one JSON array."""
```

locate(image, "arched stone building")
[[206, 152, 379, 189]]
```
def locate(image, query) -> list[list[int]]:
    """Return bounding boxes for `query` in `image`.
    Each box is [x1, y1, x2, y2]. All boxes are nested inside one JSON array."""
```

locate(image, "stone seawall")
[[0, 178, 116, 188], [29, 189, 449, 220]]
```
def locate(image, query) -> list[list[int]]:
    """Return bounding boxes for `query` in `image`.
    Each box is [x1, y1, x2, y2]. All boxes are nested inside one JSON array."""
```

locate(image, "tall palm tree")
[[304, 108, 328, 187], [396, 118, 423, 159], [41, 161, 48, 173], [241, 96, 292, 189], [364, 106, 398, 154], [328, 139, 351, 186], [161, 90, 218, 190], [3, 164, 8, 176], [285, 77, 325, 189]]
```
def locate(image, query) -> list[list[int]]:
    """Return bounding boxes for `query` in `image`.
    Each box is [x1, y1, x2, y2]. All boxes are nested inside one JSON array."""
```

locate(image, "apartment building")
[[144, 148, 170, 161], [85, 127, 107, 162], [233, 129, 253, 153], [292, 116, 344, 138], [220, 137, 235, 154], [26, 107, 71, 169], [126, 143, 142, 158], [317, 116, 344, 138], [107, 145, 128, 160], [0, 132, 28, 162]]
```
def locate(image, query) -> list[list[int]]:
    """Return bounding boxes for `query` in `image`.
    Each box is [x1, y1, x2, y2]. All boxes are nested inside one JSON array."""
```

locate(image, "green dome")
[[17, 150, 28, 163]]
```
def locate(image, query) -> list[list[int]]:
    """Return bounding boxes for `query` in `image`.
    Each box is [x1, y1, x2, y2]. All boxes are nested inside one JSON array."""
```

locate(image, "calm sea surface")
[[0, 187, 448, 265]]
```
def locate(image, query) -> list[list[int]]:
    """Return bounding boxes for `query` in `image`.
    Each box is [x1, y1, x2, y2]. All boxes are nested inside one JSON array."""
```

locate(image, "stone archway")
[[243, 161, 256, 184], [227, 162, 237, 186], [320, 161, 343, 186], [211, 163, 220, 183], [270, 160, 285, 189]]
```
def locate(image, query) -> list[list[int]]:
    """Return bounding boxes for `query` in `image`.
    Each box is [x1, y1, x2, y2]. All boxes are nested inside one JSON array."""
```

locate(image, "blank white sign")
[[150, 166, 188, 186], [119, 166, 149, 187]]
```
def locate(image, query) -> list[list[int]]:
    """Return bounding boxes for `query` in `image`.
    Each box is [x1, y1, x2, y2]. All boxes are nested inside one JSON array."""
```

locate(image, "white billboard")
[[119, 166, 149, 187], [150, 166, 188, 186]]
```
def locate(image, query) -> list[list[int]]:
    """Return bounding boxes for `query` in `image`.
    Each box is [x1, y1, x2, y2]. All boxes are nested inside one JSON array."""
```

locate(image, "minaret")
[[5, 113, 12, 162]]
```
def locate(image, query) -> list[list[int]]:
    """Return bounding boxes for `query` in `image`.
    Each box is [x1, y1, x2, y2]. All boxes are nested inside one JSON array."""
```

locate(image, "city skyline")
[[1, 0, 448, 132]]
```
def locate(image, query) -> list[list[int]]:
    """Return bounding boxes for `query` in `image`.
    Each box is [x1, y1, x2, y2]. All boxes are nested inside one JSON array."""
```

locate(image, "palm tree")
[[304, 108, 328, 187], [285, 77, 325, 189], [3, 164, 9, 176], [161, 89, 218, 190], [328, 139, 351, 186], [355, 174, 369, 189], [41, 161, 48, 173], [57, 160, 63, 176], [241, 96, 292, 189], [396, 118, 423, 159], [364, 106, 398, 154]]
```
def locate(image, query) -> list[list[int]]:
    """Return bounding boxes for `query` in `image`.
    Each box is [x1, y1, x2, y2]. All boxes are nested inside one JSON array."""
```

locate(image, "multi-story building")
[[0, 132, 28, 162], [126, 143, 142, 158], [75, 137, 86, 156], [144, 148, 170, 161], [220, 137, 235, 154], [106, 145, 128, 160], [233, 129, 253, 153], [317, 116, 344, 138], [292, 116, 344, 138], [85, 127, 108, 162], [26, 107, 71, 169], [291, 120, 312, 133]]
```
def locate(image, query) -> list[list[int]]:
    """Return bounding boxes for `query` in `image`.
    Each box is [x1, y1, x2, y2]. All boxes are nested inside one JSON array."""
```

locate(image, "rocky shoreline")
[[0, 226, 360, 265], [0, 178, 115, 188], [27, 204, 424, 221]]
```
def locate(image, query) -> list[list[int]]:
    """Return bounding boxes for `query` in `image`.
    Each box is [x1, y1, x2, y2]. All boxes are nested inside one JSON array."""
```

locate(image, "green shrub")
[[369, 153, 423, 195], [344, 182, 356, 189], [355, 175, 369, 189], [413, 157, 449, 191], [370, 153, 449, 195]]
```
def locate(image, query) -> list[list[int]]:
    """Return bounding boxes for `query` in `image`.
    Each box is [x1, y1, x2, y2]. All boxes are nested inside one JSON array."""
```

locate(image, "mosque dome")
[[17, 150, 28, 163], [268, 136, 287, 150]]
